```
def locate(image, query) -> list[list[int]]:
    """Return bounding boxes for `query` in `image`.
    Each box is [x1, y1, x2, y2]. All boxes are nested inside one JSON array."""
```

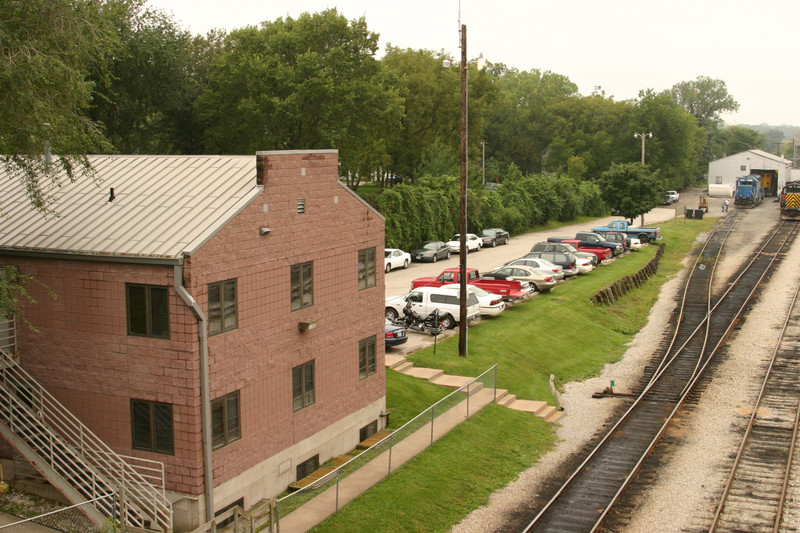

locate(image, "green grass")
[[309, 216, 716, 533], [309, 405, 554, 533], [385, 369, 457, 428]]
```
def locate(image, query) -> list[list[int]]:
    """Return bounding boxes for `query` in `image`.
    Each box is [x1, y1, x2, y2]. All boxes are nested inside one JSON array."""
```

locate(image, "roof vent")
[[108, 188, 115, 202]]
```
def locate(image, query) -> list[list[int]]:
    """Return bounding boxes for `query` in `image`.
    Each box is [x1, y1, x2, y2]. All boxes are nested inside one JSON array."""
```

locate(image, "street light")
[[634, 132, 653, 226], [634, 131, 653, 164]]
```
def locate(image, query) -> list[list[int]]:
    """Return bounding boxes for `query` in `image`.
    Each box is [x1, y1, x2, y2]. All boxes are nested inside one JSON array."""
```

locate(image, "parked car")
[[531, 241, 599, 266], [505, 257, 564, 280], [593, 230, 630, 252], [441, 283, 505, 316], [447, 233, 481, 253], [384, 286, 481, 329], [523, 251, 579, 277], [487, 265, 557, 292], [574, 255, 594, 274], [410, 241, 451, 263], [384, 248, 411, 272], [412, 267, 530, 301], [385, 318, 408, 348], [665, 190, 679, 203], [479, 228, 510, 247]]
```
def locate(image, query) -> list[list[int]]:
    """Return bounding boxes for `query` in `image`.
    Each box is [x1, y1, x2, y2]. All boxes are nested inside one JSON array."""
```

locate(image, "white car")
[[447, 233, 481, 253], [665, 190, 679, 203], [504, 258, 564, 281], [441, 283, 505, 316], [628, 237, 642, 251], [575, 256, 594, 274], [384, 248, 411, 272]]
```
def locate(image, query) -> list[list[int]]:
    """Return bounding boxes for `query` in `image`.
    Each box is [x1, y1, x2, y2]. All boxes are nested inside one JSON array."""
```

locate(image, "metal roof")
[[0, 155, 261, 263]]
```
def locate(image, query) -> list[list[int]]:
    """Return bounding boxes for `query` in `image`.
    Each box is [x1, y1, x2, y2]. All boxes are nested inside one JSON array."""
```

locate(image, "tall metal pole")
[[634, 132, 652, 226], [639, 134, 646, 164], [458, 23, 468, 357]]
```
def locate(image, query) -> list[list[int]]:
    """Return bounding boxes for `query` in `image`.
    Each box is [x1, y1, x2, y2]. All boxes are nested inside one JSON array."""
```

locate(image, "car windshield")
[[423, 243, 439, 250], [481, 230, 494, 236], [384, 250, 392, 258], [450, 235, 461, 240]]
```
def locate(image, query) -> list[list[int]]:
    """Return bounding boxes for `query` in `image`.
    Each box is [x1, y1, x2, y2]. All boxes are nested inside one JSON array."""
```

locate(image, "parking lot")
[[384, 203, 687, 356]]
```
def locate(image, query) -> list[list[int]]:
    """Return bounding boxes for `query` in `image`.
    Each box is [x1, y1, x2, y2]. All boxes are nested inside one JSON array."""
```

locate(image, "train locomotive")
[[780, 181, 800, 220], [734, 175, 765, 207]]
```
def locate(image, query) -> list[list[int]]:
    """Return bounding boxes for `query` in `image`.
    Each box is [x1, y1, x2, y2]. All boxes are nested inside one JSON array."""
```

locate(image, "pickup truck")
[[548, 234, 620, 257], [591, 220, 661, 243], [544, 237, 612, 262], [411, 267, 530, 301]]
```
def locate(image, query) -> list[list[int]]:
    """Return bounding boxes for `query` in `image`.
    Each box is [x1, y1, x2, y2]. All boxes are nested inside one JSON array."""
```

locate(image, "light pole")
[[634, 132, 653, 225], [634, 131, 653, 164]]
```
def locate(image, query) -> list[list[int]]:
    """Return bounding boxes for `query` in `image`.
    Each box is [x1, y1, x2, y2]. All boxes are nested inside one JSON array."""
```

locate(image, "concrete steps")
[[387, 355, 563, 423]]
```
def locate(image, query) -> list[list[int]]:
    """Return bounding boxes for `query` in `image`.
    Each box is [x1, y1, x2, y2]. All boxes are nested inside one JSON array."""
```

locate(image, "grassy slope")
[[310, 217, 715, 533]]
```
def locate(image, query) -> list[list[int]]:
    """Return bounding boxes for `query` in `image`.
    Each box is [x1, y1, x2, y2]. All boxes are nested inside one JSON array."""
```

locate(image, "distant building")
[[0, 150, 386, 531], [707, 149, 792, 197]]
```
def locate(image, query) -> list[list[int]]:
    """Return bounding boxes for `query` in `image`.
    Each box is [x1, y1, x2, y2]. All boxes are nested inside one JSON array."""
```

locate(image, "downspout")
[[174, 264, 215, 523]]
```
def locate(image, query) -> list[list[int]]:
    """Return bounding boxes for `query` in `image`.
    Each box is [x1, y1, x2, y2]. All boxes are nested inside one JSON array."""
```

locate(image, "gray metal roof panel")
[[0, 155, 260, 260]]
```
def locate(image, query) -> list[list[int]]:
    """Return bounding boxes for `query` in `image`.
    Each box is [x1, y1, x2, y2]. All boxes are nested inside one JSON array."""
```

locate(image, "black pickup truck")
[[549, 232, 623, 256]]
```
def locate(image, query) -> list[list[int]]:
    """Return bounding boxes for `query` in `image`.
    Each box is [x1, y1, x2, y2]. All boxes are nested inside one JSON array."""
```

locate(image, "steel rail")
[[522, 220, 795, 533], [709, 240, 800, 532]]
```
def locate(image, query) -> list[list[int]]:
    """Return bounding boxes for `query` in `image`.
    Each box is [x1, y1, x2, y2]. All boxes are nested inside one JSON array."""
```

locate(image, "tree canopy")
[[598, 162, 663, 222], [195, 9, 403, 182], [0, 0, 116, 213]]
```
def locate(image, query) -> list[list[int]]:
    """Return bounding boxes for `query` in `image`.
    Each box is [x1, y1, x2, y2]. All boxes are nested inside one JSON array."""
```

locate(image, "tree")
[[666, 76, 739, 174], [88, 1, 214, 154], [598, 162, 662, 222], [634, 90, 705, 189], [484, 69, 578, 174], [713, 126, 764, 156], [0, 0, 115, 214], [196, 9, 402, 181], [667, 76, 739, 132]]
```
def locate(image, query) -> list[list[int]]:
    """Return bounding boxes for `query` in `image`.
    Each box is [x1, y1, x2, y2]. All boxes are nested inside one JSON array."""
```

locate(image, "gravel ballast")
[[452, 205, 800, 533]]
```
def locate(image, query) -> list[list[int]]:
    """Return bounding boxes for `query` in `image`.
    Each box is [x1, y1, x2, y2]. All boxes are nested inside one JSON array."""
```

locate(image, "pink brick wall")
[[0, 150, 385, 498], [189, 150, 385, 486], [4, 259, 205, 494]]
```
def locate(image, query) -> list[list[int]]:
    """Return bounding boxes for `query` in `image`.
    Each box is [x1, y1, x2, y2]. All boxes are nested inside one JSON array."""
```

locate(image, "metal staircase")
[[0, 348, 172, 531]]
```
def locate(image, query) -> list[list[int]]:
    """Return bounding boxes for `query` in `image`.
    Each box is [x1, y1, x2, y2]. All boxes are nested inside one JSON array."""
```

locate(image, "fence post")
[[335, 468, 340, 513], [387, 434, 393, 474], [430, 406, 435, 445], [466, 382, 471, 418], [493, 364, 498, 402], [275, 499, 281, 533]]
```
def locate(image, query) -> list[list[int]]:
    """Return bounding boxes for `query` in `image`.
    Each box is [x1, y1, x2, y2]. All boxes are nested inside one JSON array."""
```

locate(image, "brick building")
[[0, 150, 386, 531]]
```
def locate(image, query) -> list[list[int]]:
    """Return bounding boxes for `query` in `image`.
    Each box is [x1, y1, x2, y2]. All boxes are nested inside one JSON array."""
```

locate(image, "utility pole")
[[458, 23, 468, 357]]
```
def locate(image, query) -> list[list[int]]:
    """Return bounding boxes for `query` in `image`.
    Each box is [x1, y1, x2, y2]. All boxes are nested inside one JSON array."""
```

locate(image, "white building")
[[707, 149, 792, 197]]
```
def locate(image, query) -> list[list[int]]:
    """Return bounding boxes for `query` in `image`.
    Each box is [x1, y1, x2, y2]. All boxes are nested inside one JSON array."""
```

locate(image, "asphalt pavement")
[[384, 203, 690, 300]]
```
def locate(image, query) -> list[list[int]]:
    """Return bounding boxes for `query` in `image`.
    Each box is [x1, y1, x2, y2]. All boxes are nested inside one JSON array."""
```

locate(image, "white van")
[[385, 285, 481, 329]]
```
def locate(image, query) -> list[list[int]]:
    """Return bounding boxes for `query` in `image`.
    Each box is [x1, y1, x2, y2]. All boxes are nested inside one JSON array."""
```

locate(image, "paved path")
[[277, 386, 498, 533], [0, 512, 56, 531]]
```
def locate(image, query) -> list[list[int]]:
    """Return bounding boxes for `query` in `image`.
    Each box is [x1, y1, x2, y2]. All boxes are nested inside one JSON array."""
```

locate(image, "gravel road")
[[451, 196, 800, 533]]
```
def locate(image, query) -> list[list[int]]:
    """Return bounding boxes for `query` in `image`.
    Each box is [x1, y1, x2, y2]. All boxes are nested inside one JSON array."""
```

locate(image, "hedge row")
[[376, 175, 608, 251]]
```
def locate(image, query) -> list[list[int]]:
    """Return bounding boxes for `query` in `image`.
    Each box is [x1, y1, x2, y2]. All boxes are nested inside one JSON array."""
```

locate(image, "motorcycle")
[[400, 300, 444, 336]]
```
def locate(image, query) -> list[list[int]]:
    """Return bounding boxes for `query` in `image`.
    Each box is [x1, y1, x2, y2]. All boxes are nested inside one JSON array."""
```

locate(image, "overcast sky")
[[149, 0, 800, 129]]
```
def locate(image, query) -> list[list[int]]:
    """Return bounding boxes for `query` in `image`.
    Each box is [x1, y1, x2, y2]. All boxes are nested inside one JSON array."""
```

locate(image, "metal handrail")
[[0, 348, 171, 531], [276, 364, 498, 508]]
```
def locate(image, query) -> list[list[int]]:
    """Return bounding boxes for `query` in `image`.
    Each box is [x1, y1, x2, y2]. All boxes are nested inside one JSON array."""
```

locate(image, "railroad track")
[[708, 235, 800, 532], [519, 216, 798, 533]]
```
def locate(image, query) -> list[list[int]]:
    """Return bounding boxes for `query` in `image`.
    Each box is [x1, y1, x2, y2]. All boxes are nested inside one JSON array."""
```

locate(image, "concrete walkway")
[[0, 512, 56, 531], [277, 384, 498, 533]]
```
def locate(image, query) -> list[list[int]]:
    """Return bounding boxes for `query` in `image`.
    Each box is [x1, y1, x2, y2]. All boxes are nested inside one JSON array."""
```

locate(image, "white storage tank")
[[708, 184, 733, 197]]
